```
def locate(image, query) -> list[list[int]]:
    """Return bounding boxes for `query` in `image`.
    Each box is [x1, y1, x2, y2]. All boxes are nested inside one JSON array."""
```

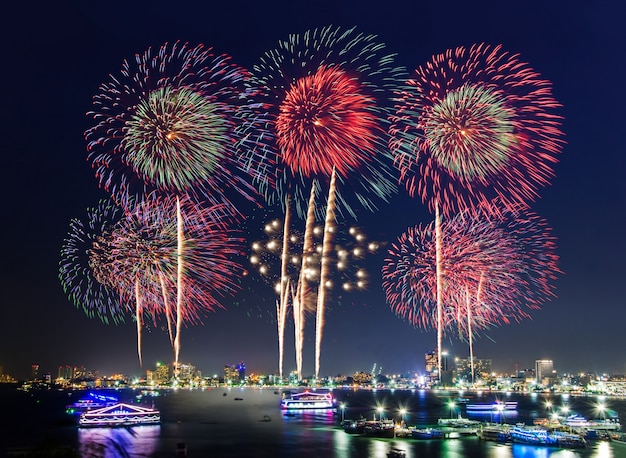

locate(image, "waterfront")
[[2, 387, 626, 457]]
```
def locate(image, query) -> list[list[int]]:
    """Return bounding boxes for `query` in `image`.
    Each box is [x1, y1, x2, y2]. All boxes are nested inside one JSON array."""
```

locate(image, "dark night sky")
[[1, 0, 624, 381]]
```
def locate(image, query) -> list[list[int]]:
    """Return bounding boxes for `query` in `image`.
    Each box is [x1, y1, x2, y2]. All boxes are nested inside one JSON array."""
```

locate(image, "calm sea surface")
[[2, 386, 626, 457]]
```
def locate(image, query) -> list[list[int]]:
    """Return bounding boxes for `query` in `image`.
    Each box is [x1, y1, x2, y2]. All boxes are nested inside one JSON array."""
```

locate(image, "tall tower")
[[535, 359, 554, 384]]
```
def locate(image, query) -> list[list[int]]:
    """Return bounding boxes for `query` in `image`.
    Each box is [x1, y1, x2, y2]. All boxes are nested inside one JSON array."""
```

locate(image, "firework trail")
[[59, 200, 128, 325], [244, 26, 404, 379], [389, 43, 565, 380], [85, 41, 262, 370]]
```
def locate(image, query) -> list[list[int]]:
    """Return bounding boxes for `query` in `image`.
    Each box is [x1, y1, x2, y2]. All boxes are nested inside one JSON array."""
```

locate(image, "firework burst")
[[389, 43, 565, 216], [86, 41, 262, 208], [382, 208, 560, 382], [59, 200, 127, 325]]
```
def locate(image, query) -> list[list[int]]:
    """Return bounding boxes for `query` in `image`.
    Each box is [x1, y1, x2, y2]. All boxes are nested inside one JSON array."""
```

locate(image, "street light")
[[377, 406, 384, 421], [340, 402, 346, 422], [448, 401, 456, 419], [399, 408, 407, 426]]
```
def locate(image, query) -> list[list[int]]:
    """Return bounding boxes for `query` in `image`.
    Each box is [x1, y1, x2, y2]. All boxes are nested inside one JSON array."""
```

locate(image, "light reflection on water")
[[77, 425, 159, 457]]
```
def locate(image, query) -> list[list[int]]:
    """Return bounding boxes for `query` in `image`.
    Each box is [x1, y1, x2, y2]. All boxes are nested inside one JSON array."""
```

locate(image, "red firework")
[[275, 65, 379, 177], [106, 195, 245, 324], [389, 43, 565, 216], [382, 208, 559, 335]]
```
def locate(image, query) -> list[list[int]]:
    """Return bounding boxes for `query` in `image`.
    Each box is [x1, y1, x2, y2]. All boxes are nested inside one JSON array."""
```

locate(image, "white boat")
[[510, 425, 558, 446], [79, 402, 160, 427], [466, 401, 518, 412], [280, 390, 335, 410]]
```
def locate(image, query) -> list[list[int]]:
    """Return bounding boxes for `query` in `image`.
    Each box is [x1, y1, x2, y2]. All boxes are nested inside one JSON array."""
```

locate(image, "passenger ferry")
[[78, 402, 160, 427], [280, 390, 335, 410]]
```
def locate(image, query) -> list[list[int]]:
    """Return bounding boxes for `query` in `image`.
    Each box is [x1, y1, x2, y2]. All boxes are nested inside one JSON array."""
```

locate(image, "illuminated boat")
[[510, 425, 558, 446], [66, 392, 119, 415], [466, 401, 517, 413], [280, 390, 335, 409], [78, 402, 160, 427]]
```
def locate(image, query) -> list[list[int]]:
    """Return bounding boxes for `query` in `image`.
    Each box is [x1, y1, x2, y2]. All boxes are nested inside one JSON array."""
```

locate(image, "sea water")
[[2, 386, 626, 457]]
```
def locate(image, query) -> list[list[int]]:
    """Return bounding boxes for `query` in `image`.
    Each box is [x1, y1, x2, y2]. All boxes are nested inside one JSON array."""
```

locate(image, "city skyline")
[[1, 1, 625, 381]]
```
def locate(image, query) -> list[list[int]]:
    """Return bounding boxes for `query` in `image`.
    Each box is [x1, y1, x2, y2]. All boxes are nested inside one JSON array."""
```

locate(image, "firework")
[[107, 195, 246, 365], [382, 208, 559, 383], [245, 25, 404, 379], [389, 43, 565, 217], [59, 200, 127, 325], [250, 215, 377, 377], [388, 43, 565, 379], [86, 40, 263, 208]]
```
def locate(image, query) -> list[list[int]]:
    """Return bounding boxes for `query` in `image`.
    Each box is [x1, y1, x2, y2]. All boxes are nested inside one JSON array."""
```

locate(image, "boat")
[[342, 419, 366, 434], [280, 390, 335, 410], [364, 420, 396, 438], [411, 427, 445, 439], [437, 415, 481, 428], [387, 448, 406, 458], [510, 425, 558, 446], [466, 401, 518, 413], [552, 431, 587, 448], [78, 402, 160, 427], [477, 424, 511, 442], [65, 392, 119, 415]]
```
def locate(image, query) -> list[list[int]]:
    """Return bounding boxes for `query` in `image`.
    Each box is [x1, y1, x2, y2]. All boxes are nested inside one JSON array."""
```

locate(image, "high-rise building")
[[455, 358, 492, 382], [535, 360, 554, 385], [58, 365, 73, 380], [31, 364, 39, 381], [224, 362, 245, 384], [155, 362, 170, 385]]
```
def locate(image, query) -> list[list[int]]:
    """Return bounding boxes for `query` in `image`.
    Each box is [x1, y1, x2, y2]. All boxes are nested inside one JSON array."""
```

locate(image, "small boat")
[[438, 415, 480, 427], [364, 420, 396, 438], [510, 425, 558, 446], [387, 448, 406, 458], [234, 397, 244, 401], [280, 390, 335, 410], [411, 427, 445, 439], [478, 424, 511, 442], [552, 431, 587, 448], [343, 419, 366, 434], [79, 402, 160, 427]]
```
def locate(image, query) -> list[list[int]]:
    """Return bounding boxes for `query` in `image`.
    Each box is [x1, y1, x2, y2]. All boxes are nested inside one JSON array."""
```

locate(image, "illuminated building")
[[31, 364, 39, 381], [535, 360, 554, 385], [155, 362, 170, 386], [455, 358, 492, 382], [58, 365, 73, 380], [224, 362, 245, 385]]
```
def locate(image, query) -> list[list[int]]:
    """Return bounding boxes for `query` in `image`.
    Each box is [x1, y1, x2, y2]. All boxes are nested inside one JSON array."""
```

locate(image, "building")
[[155, 362, 170, 385], [535, 360, 554, 385], [224, 362, 245, 385], [455, 358, 492, 383]]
